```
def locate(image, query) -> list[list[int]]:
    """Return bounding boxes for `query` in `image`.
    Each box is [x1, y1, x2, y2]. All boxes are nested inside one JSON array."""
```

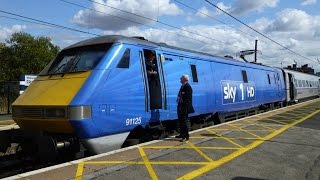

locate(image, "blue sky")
[[1, 0, 320, 70]]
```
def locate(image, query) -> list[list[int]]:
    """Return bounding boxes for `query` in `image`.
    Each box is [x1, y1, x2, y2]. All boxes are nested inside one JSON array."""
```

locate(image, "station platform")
[[0, 115, 16, 131], [5, 99, 320, 180]]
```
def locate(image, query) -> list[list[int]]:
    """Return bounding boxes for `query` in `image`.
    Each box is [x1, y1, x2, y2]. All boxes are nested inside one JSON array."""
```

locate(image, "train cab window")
[[274, 74, 277, 84], [267, 74, 271, 84], [241, 70, 248, 83], [117, 49, 130, 68], [190, 65, 198, 82]]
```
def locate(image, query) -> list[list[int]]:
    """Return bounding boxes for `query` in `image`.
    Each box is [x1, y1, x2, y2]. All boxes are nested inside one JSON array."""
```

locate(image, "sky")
[[1, 0, 320, 71]]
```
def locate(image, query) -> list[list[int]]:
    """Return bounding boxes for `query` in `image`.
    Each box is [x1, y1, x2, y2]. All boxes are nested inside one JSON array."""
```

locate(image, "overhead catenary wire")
[[0, 10, 100, 37], [173, 0, 257, 41], [0, 9, 240, 58], [204, 0, 318, 64], [68, 0, 243, 50], [0, 15, 57, 28]]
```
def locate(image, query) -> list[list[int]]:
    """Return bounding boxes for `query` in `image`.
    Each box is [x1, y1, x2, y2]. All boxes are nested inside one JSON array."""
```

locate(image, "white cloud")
[[73, 0, 183, 31], [196, 3, 231, 18], [230, 0, 279, 15], [103, 25, 255, 57], [247, 9, 320, 69], [0, 25, 26, 42], [216, 2, 231, 14], [250, 8, 320, 41], [195, 7, 211, 18], [101, 18, 320, 71], [301, 0, 317, 5]]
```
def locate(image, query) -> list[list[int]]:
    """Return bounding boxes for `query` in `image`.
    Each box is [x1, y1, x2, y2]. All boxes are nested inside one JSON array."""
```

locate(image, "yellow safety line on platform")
[[176, 108, 320, 180], [138, 147, 158, 180], [75, 161, 84, 180], [187, 141, 214, 162], [206, 129, 243, 148]]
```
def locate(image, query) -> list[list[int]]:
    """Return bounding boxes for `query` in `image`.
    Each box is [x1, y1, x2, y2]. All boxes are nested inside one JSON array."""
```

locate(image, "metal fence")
[[0, 82, 19, 114]]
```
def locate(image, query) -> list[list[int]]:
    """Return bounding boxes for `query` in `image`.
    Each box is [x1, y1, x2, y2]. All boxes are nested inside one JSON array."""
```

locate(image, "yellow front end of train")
[[12, 71, 91, 133]]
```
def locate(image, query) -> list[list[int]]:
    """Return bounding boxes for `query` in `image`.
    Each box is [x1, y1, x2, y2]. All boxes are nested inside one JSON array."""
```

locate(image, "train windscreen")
[[40, 43, 111, 75]]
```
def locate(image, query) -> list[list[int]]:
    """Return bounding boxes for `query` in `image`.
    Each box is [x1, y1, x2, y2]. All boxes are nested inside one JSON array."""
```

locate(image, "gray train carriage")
[[282, 69, 320, 103]]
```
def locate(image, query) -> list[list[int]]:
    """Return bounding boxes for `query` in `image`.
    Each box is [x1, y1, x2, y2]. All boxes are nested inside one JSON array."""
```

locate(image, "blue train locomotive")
[[9, 35, 318, 156]]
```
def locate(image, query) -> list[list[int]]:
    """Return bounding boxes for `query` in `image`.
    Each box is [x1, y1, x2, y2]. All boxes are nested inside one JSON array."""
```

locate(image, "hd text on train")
[[3, 35, 320, 160]]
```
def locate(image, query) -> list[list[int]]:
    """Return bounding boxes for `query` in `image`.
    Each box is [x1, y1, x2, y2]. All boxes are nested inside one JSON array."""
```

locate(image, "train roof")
[[64, 35, 276, 71], [64, 35, 239, 61], [283, 68, 320, 78]]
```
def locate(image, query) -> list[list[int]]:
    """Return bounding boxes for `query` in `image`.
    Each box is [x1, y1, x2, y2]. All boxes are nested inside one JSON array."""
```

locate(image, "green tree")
[[0, 32, 60, 82]]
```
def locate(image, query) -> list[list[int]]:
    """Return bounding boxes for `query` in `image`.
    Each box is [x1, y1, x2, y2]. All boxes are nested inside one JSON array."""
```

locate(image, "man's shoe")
[[175, 135, 182, 138], [180, 138, 188, 142]]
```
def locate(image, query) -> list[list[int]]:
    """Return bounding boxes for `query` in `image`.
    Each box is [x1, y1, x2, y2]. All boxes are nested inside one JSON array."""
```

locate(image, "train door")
[[276, 72, 281, 97], [288, 73, 296, 101], [139, 48, 168, 125]]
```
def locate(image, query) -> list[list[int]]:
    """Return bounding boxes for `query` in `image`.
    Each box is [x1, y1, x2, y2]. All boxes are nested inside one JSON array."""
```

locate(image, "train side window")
[[274, 74, 277, 84], [267, 74, 271, 84], [190, 64, 198, 82], [241, 70, 248, 83], [117, 48, 130, 68]]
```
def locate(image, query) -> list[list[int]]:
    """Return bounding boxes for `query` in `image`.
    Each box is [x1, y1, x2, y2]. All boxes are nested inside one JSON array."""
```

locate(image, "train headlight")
[[68, 106, 91, 120], [45, 108, 66, 118]]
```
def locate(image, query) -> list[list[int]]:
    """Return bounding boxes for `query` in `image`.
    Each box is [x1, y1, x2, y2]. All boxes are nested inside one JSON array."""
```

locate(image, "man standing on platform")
[[176, 74, 195, 142]]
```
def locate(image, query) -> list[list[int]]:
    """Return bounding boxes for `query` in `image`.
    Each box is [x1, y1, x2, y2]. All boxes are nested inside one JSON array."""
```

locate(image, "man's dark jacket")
[[178, 83, 195, 114]]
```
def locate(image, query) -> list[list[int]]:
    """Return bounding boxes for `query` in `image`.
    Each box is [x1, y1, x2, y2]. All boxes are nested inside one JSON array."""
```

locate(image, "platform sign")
[[221, 80, 256, 104], [19, 74, 37, 94], [25, 75, 37, 86]]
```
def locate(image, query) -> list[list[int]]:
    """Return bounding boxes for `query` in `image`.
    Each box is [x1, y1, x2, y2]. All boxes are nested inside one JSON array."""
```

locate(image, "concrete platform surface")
[[5, 99, 320, 180], [0, 115, 15, 128]]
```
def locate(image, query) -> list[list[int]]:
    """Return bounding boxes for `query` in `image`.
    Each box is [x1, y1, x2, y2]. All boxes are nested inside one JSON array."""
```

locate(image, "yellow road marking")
[[138, 147, 158, 180], [143, 146, 239, 150], [208, 128, 237, 131], [177, 109, 320, 180], [75, 161, 85, 180], [272, 114, 298, 120], [262, 118, 288, 125], [243, 120, 276, 131], [187, 141, 214, 162], [208, 126, 272, 132], [190, 136, 262, 141], [84, 161, 209, 165], [206, 129, 243, 148], [227, 124, 263, 139]]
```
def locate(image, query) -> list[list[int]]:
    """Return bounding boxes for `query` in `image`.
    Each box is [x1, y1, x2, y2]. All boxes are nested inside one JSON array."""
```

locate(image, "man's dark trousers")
[[178, 105, 189, 139]]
